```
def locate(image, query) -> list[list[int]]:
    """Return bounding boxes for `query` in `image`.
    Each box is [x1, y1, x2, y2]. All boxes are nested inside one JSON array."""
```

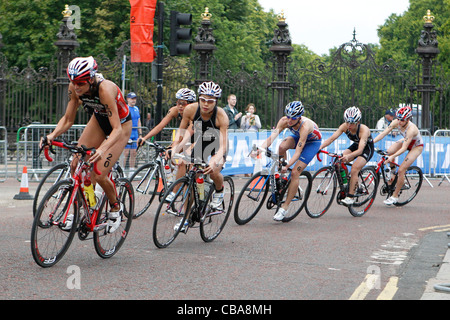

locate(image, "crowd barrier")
[[5, 125, 450, 187], [0, 126, 7, 182]]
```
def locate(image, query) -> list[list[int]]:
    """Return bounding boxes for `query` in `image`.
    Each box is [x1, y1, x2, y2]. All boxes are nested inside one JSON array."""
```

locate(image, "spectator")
[[223, 94, 242, 129], [376, 108, 396, 130], [123, 92, 142, 176], [240, 103, 261, 131], [144, 112, 154, 131]]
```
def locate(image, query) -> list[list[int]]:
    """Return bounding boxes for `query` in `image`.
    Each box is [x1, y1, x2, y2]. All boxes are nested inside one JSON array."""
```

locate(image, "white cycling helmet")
[[198, 81, 222, 98], [176, 88, 196, 102], [67, 56, 97, 82], [344, 106, 362, 123]]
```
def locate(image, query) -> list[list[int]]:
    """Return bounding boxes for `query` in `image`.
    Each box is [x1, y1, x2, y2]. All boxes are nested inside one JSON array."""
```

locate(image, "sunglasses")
[[71, 80, 89, 86], [199, 97, 217, 104], [176, 100, 188, 107], [287, 116, 301, 120]]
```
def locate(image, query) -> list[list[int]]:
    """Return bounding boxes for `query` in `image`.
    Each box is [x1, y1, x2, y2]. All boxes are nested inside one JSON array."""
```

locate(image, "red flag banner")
[[130, 0, 157, 62]]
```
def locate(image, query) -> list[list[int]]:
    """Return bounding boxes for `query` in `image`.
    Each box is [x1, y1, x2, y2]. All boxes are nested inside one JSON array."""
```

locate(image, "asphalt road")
[[1, 176, 449, 302]]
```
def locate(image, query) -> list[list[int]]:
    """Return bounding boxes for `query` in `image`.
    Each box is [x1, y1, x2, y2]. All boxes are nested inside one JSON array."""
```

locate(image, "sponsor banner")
[[221, 130, 447, 175]]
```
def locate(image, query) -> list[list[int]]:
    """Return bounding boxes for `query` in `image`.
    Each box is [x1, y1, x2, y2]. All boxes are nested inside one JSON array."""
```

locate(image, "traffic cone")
[[14, 166, 34, 200]]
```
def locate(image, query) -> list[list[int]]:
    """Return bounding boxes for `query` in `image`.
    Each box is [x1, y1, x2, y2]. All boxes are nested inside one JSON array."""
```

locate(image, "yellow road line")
[[418, 224, 450, 231], [377, 276, 398, 300], [349, 275, 375, 300]]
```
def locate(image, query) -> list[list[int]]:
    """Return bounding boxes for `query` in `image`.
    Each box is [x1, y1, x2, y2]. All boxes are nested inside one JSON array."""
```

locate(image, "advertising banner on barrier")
[[221, 130, 446, 176]]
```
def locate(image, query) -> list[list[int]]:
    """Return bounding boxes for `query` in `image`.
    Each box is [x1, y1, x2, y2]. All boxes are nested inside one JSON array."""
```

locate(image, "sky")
[[258, 0, 410, 55]]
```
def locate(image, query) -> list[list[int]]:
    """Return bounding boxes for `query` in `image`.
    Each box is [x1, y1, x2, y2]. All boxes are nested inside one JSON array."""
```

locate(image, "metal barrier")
[[433, 129, 450, 186], [9, 125, 450, 187], [0, 126, 7, 182]]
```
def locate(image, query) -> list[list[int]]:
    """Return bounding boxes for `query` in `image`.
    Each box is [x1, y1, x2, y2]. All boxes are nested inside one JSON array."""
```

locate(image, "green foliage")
[[377, 0, 450, 73]]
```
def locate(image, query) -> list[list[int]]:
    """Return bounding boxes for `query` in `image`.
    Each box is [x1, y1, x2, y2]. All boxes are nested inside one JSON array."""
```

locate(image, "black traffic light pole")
[[155, 1, 164, 141], [169, 11, 192, 56]]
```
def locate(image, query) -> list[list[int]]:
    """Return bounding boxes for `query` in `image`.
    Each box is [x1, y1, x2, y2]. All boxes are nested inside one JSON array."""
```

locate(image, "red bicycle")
[[31, 139, 134, 268]]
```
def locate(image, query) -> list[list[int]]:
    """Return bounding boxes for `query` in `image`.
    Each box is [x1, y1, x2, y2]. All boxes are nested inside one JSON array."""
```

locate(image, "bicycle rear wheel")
[[93, 178, 134, 259], [153, 177, 191, 248], [130, 163, 159, 218], [394, 166, 423, 206], [233, 172, 269, 225], [33, 163, 70, 217], [200, 176, 234, 242], [305, 166, 336, 218], [348, 166, 378, 217], [31, 179, 78, 268], [281, 171, 312, 222]]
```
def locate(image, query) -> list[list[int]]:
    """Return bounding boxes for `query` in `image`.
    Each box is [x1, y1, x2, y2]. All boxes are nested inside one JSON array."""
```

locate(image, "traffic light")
[[169, 10, 192, 56]]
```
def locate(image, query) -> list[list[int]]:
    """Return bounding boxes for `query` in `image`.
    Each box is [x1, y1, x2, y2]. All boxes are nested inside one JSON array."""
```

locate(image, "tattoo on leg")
[[104, 153, 113, 168]]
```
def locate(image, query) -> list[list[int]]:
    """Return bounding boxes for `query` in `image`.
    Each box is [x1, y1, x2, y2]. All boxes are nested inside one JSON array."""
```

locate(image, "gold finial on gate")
[[278, 10, 286, 22], [201, 7, 212, 21], [62, 4, 72, 18], [423, 9, 435, 23]]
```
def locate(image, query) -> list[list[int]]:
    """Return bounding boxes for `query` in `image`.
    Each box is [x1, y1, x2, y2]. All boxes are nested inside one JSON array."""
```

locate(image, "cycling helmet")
[[284, 101, 304, 119], [344, 106, 362, 123], [396, 106, 412, 121], [67, 56, 98, 82], [198, 81, 222, 98], [176, 88, 196, 102]]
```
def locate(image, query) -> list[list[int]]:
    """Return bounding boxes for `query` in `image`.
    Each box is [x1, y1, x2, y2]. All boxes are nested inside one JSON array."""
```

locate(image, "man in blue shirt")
[[123, 92, 142, 176]]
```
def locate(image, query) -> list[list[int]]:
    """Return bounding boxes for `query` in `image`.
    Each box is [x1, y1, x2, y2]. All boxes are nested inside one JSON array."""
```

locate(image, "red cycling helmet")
[[396, 106, 412, 121]]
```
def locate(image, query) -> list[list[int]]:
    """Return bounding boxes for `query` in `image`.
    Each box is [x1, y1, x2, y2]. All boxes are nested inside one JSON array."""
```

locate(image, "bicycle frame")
[[43, 141, 117, 234]]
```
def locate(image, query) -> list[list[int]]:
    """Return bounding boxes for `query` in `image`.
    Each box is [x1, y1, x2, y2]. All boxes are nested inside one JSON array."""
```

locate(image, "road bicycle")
[[32, 141, 124, 217], [305, 150, 378, 218], [152, 152, 234, 248], [129, 141, 173, 218], [233, 146, 312, 225], [369, 148, 423, 206], [30, 139, 134, 268]]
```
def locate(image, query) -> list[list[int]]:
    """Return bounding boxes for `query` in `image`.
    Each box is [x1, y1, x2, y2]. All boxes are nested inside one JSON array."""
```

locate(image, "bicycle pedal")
[[93, 223, 107, 232]]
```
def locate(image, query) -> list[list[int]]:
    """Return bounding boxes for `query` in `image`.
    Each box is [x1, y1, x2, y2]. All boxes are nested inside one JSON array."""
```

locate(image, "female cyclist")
[[40, 56, 132, 233], [373, 106, 424, 205]]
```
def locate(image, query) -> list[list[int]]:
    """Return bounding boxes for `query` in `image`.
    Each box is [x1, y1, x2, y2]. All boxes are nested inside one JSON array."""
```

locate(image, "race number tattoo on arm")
[[298, 141, 303, 148], [68, 90, 73, 101], [104, 104, 113, 117]]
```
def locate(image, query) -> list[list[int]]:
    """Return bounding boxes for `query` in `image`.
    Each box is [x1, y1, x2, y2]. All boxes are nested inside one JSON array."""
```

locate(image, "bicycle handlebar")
[[316, 150, 342, 162], [250, 144, 287, 165], [42, 139, 101, 175]]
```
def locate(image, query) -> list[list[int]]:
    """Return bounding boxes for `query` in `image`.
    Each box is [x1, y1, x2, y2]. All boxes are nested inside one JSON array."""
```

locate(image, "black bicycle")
[[233, 146, 312, 225], [369, 148, 423, 206], [306, 150, 378, 218], [152, 153, 235, 248]]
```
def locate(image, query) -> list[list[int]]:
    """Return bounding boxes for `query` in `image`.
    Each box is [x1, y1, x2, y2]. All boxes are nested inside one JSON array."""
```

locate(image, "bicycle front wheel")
[[348, 166, 378, 217], [281, 171, 312, 222], [153, 177, 191, 248], [394, 166, 423, 206], [200, 176, 234, 242], [305, 166, 336, 218], [33, 163, 70, 217], [93, 177, 134, 259], [233, 172, 269, 225], [31, 179, 78, 268], [130, 163, 159, 218]]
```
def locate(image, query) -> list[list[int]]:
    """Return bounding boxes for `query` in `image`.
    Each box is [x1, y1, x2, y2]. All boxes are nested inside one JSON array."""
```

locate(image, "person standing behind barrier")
[[376, 108, 396, 131], [144, 112, 154, 131], [123, 92, 142, 176], [223, 94, 242, 130], [240, 103, 261, 132], [256, 101, 322, 221], [373, 106, 424, 206], [319, 106, 374, 206]]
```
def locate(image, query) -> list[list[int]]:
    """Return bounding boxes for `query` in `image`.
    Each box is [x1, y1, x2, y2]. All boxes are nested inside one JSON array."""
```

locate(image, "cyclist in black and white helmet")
[[172, 81, 229, 219], [319, 106, 374, 206], [256, 100, 322, 221]]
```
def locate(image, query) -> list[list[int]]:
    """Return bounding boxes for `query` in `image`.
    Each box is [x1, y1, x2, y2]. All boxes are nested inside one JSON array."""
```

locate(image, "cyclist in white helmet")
[[40, 56, 132, 233], [373, 106, 423, 205], [172, 81, 229, 211], [257, 101, 322, 221], [319, 106, 374, 206]]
